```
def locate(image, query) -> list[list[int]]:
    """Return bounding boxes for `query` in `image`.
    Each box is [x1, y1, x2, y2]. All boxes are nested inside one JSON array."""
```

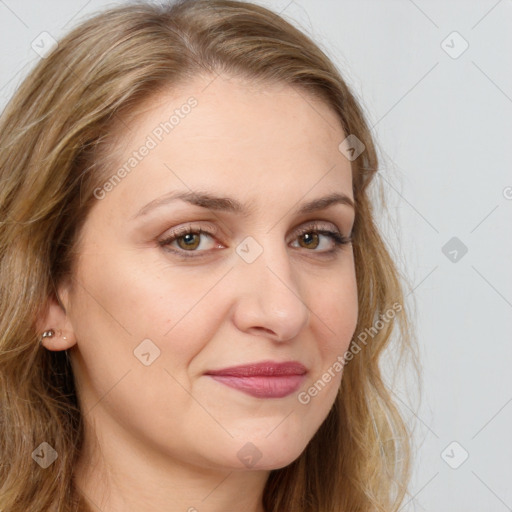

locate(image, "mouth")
[[204, 361, 307, 399]]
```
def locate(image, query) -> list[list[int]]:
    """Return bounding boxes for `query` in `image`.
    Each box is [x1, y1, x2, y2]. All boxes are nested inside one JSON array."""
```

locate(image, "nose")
[[230, 241, 310, 342]]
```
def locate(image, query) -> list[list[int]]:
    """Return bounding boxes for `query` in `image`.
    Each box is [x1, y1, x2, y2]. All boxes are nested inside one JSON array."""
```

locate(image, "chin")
[[227, 434, 310, 472], [251, 452, 304, 471]]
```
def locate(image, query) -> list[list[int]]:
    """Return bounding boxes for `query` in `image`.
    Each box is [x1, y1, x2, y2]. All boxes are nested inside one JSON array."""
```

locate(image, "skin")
[[39, 73, 358, 512]]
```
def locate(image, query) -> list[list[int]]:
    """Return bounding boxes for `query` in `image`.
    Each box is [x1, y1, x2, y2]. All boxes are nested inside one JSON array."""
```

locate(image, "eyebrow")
[[132, 190, 355, 220]]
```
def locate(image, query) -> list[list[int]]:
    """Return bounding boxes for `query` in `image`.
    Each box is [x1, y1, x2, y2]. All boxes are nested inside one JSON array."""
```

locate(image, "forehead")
[[113, 74, 346, 158], [97, 74, 353, 215]]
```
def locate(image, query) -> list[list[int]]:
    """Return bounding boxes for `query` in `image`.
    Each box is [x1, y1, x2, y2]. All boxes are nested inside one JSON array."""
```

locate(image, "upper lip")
[[205, 360, 307, 377]]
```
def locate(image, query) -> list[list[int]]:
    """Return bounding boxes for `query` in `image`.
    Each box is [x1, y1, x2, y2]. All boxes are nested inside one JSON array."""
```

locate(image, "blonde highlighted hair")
[[0, 1, 418, 510]]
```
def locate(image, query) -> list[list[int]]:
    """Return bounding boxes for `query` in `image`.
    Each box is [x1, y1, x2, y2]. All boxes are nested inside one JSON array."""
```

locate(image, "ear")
[[36, 281, 77, 351]]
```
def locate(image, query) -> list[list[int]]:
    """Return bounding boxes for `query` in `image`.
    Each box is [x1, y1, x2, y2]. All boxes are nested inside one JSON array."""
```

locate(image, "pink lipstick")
[[205, 361, 307, 398]]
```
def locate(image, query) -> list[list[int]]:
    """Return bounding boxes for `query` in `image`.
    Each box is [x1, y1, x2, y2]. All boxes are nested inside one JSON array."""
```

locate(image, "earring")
[[40, 329, 56, 343], [39, 329, 67, 344]]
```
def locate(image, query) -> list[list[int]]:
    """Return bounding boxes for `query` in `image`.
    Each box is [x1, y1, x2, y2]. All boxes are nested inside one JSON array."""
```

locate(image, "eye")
[[158, 225, 220, 256], [158, 221, 352, 259], [291, 222, 352, 254]]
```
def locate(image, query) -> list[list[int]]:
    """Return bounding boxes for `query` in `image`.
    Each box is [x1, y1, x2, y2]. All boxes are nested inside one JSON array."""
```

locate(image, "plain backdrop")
[[1, 1, 511, 511]]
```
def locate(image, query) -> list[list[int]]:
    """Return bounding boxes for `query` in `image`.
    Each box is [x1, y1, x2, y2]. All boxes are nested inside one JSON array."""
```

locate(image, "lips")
[[205, 361, 307, 398]]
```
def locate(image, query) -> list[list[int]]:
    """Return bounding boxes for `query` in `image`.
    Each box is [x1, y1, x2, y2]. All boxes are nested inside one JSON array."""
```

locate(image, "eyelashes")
[[158, 221, 352, 259]]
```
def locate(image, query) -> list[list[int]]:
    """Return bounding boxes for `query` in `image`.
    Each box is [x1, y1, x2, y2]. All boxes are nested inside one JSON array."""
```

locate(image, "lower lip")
[[207, 374, 306, 398]]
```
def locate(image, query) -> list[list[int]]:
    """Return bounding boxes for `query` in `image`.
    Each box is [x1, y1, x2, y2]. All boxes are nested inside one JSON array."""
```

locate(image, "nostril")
[[252, 326, 276, 336]]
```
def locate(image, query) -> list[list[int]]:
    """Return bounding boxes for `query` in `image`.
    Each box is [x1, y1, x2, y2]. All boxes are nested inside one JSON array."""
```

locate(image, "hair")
[[0, 1, 419, 511]]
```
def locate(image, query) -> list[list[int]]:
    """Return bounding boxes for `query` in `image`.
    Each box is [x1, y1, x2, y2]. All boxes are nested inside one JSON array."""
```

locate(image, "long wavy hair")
[[0, 1, 418, 510]]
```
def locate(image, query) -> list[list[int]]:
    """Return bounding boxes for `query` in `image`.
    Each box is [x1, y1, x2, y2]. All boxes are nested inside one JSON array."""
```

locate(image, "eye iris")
[[177, 233, 200, 250], [299, 232, 319, 249]]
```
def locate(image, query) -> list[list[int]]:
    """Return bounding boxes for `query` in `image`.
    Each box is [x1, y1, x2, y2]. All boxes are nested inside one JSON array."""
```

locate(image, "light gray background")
[[1, 1, 511, 510]]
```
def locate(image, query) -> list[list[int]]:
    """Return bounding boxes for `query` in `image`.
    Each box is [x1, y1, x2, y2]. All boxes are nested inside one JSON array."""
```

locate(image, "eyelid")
[[159, 222, 220, 240], [293, 220, 342, 235]]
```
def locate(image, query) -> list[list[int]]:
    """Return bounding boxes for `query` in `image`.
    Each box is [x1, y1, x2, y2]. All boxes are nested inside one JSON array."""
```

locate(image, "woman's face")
[[61, 74, 358, 472]]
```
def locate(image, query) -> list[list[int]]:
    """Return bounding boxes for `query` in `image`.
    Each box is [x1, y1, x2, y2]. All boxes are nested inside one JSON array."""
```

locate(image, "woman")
[[0, 1, 417, 510]]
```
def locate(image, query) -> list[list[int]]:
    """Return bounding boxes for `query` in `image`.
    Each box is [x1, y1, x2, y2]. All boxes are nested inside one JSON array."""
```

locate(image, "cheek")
[[69, 249, 228, 377], [67, 254, 228, 445], [295, 264, 357, 411], [311, 264, 358, 356]]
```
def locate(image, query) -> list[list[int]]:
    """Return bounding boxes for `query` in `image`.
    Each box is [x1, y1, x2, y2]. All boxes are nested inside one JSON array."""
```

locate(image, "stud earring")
[[40, 329, 56, 343], [39, 329, 67, 344]]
